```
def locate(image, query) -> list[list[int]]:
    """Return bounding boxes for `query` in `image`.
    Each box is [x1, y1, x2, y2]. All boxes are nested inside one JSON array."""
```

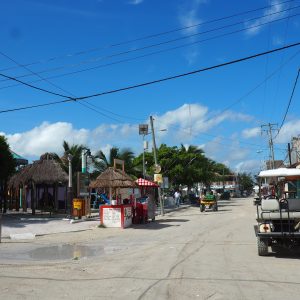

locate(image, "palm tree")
[[60, 141, 85, 174], [92, 147, 135, 178], [52, 141, 86, 197]]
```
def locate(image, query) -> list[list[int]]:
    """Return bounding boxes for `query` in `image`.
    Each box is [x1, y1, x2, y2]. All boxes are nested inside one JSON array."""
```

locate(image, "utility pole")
[[261, 123, 278, 169], [150, 116, 164, 216], [288, 143, 292, 166], [138, 124, 149, 179]]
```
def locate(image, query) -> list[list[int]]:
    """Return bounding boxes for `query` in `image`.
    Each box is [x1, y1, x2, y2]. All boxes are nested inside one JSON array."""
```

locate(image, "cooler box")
[[100, 205, 132, 228]]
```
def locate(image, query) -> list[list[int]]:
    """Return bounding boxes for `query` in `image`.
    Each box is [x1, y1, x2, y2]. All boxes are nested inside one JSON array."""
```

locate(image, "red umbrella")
[[136, 178, 159, 187]]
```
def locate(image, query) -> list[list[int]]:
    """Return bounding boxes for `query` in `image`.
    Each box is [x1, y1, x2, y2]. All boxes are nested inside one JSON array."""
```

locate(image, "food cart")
[[135, 178, 159, 223], [89, 165, 137, 228]]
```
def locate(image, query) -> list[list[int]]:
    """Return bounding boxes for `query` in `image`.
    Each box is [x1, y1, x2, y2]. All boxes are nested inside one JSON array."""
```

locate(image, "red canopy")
[[136, 178, 159, 187]]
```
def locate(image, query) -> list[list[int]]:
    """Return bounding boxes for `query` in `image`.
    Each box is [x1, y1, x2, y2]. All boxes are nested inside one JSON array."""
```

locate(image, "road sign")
[[77, 172, 90, 197], [139, 124, 148, 135], [154, 173, 163, 184], [154, 164, 161, 173]]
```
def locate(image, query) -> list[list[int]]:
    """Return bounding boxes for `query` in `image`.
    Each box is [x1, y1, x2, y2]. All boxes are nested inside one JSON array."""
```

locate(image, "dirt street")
[[1, 198, 300, 300]]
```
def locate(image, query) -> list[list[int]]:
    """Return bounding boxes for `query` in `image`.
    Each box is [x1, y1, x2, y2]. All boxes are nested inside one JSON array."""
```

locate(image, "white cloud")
[[129, 0, 143, 5], [185, 49, 200, 65], [245, 0, 287, 36], [154, 103, 252, 142], [201, 137, 250, 164], [242, 127, 260, 139], [2, 103, 255, 169], [6, 122, 89, 157], [272, 35, 284, 46], [235, 159, 262, 173], [179, 7, 201, 35], [275, 119, 300, 143], [177, 0, 209, 64], [3, 121, 138, 159]]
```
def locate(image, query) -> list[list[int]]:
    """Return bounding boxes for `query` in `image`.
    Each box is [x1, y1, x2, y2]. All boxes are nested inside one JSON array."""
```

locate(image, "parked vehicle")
[[254, 168, 300, 256], [220, 191, 231, 200]]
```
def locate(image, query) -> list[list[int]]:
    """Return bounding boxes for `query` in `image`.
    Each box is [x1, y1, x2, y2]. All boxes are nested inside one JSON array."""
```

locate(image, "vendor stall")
[[89, 166, 137, 228], [135, 178, 159, 222]]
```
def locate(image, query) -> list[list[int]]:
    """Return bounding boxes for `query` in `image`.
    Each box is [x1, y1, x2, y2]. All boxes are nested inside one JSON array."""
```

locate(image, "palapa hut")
[[89, 167, 137, 201], [8, 153, 68, 214]]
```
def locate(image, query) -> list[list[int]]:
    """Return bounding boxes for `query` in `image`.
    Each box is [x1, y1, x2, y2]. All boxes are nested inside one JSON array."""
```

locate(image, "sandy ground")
[[1, 199, 300, 300]]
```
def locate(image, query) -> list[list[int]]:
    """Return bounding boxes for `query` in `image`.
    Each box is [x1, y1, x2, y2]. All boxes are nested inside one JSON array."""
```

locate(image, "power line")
[[1, 0, 297, 74], [0, 52, 146, 123], [2, 15, 299, 94], [205, 48, 300, 122], [162, 121, 285, 151], [1, 41, 300, 114], [77, 41, 300, 102], [276, 68, 300, 135], [0, 72, 72, 99], [272, 0, 293, 111], [2, 4, 299, 85], [0, 51, 75, 99]]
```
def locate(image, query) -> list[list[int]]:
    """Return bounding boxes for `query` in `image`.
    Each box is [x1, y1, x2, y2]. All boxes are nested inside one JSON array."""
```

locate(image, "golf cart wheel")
[[200, 205, 205, 212], [257, 236, 268, 256]]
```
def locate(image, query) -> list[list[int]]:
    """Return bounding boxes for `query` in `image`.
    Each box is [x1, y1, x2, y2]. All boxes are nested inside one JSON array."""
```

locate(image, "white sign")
[[161, 177, 169, 189], [124, 207, 132, 228], [103, 208, 121, 227]]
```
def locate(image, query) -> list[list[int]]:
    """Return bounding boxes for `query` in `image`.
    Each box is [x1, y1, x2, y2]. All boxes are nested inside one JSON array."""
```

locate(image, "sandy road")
[[1, 198, 300, 299]]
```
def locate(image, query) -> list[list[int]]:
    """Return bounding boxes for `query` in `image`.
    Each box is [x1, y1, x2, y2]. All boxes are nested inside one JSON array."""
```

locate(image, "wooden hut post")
[[31, 182, 35, 215], [16, 187, 19, 211], [23, 185, 27, 212], [54, 183, 58, 211], [65, 186, 67, 213]]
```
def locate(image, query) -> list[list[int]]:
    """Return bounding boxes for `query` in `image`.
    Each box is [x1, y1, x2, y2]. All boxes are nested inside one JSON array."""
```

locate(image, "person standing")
[[146, 192, 156, 222], [174, 190, 180, 207]]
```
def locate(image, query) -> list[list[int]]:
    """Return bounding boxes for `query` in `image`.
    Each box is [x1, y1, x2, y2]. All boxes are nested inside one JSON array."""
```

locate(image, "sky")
[[1, 0, 300, 174]]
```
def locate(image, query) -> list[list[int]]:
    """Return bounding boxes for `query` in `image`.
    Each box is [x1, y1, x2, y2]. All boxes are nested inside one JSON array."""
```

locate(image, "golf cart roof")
[[258, 168, 300, 178]]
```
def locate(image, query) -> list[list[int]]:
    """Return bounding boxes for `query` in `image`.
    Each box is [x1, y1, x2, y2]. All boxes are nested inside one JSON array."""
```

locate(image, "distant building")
[[265, 160, 285, 170], [291, 137, 300, 165], [210, 174, 240, 197]]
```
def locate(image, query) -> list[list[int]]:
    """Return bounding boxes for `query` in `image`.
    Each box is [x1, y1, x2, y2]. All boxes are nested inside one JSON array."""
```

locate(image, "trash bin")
[[72, 198, 85, 218]]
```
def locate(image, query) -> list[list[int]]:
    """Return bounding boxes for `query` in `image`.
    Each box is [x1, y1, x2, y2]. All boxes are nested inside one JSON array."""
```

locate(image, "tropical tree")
[[0, 136, 16, 213], [132, 151, 155, 179], [91, 147, 135, 178], [238, 172, 254, 193], [60, 141, 85, 174], [53, 141, 85, 197]]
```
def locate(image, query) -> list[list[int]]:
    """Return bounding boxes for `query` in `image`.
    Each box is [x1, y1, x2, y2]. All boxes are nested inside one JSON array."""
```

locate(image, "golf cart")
[[200, 192, 218, 212], [254, 168, 300, 256]]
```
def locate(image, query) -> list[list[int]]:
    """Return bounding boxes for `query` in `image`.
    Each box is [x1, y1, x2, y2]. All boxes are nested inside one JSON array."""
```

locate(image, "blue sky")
[[1, 0, 300, 173]]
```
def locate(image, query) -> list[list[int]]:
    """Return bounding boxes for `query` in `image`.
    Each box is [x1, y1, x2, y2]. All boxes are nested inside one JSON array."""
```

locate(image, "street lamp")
[[139, 124, 167, 179], [67, 154, 73, 215]]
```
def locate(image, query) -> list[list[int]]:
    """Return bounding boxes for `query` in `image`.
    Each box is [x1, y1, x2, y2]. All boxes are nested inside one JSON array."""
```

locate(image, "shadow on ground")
[[131, 218, 189, 230]]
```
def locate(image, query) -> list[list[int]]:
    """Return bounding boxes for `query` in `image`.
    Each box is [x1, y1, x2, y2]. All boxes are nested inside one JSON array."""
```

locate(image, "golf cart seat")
[[257, 198, 300, 220], [287, 198, 300, 211]]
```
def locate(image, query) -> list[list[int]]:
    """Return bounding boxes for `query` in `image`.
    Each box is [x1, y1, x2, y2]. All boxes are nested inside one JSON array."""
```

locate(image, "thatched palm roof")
[[8, 153, 68, 188], [89, 167, 136, 188], [8, 164, 33, 188]]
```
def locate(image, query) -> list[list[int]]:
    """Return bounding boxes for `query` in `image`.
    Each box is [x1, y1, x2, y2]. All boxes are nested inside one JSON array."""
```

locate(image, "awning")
[[10, 151, 28, 166], [135, 178, 159, 187], [258, 168, 300, 178]]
